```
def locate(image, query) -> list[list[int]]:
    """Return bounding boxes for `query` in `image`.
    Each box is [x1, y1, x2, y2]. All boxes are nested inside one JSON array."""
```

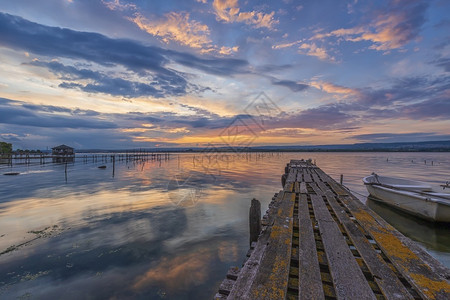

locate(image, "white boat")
[[363, 173, 450, 222]]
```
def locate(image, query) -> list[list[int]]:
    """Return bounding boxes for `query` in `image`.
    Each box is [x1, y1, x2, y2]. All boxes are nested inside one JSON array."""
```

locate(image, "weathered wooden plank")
[[286, 169, 297, 184], [322, 174, 348, 196], [304, 173, 313, 183], [296, 172, 302, 182], [262, 191, 284, 226], [218, 278, 235, 295], [298, 193, 325, 300], [312, 173, 321, 183], [310, 193, 376, 299], [313, 168, 335, 183], [335, 194, 450, 300], [247, 192, 295, 299], [284, 182, 294, 192], [227, 266, 240, 280], [227, 231, 270, 298], [294, 181, 299, 193], [315, 180, 330, 195], [323, 193, 414, 299], [299, 182, 308, 194]]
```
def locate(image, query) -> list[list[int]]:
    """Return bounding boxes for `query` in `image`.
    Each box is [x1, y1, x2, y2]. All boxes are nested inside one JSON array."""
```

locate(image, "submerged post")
[[340, 174, 343, 185], [249, 198, 261, 246], [64, 161, 68, 182], [112, 155, 115, 178]]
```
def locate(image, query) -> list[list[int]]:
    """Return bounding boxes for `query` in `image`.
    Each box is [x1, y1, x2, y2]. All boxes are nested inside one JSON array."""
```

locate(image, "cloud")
[[271, 79, 309, 92], [102, 0, 136, 11], [434, 58, 450, 72], [129, 12, 212, 50], [265, 73, 450, 132], [312, 0, 428, 52], [272, 40, 301, 50], [0, 98, 117, 129], [298, 43, 335, 61], [29, 60, 186, 98], [212, 0, 278, 29], [167, 50, 249, 76], [0, 13, 176, 80], [0, 12, 248, 76], [271, 103, 356, 131], [356, 76, 450, 107], [310, 81, 359, 96], [401, 90, 450, 120], [0, 12, 251, 99], [217, 46, 239, 55], [102, 1, 238, 55]]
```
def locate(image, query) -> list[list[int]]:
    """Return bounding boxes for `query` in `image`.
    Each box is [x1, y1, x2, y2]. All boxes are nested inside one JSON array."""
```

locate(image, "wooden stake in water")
[[340, 174, 343, 185], [112, 155, 115, 178], [65, 161, 68, 182], [249, 198, 261, 246]]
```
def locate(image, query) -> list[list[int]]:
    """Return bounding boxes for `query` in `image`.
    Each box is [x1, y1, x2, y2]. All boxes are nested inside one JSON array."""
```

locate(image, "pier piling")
[[249, 198, 261, 246]]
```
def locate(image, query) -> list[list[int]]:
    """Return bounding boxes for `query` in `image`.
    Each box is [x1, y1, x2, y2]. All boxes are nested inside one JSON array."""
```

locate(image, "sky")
[[0, 0, 449, 150]]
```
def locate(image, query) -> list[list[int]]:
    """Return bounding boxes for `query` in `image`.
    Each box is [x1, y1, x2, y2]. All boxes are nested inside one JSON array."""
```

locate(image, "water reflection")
[[1, 152, 449, 299], [367, 197, 450, 267]]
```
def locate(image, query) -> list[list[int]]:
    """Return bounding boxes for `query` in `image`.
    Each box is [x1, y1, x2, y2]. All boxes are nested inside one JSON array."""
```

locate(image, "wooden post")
[[65, 161, 68, 182], [340, 174, 343, 185], [281, 174, 287, 187], [112, 155, 115, 178], [249, 198, 261, 246]]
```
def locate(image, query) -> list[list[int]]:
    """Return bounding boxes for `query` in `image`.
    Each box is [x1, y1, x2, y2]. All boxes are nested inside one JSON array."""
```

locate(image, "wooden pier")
[[216, 160, 450, 299]]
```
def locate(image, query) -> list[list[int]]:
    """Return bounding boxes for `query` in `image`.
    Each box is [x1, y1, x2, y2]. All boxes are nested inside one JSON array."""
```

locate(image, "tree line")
[[0, 142, 12, 154], [1, 142, 42, 155]]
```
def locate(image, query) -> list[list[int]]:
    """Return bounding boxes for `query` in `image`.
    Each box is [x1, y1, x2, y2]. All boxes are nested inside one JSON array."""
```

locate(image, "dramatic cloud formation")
[[212, 0, 278, 29], [0, 12, 252, 100], [0, 98, 117, 129], [312, 0, 428, 52], [130, 12, 212, 50], [0, 0, 449, 148]]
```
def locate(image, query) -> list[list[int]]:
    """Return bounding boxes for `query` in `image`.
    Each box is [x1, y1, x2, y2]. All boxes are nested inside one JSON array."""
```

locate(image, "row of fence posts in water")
[[64, 153, 171, 181], [0, 152, 171, 166], [0, 152, 171, 182]]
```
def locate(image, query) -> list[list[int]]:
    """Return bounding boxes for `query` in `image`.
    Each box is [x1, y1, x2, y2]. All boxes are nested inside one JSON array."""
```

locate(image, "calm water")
[[1, 152, 449, 299]]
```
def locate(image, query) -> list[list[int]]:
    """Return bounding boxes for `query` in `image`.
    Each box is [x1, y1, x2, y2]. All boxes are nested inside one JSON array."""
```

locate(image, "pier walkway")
[[216, 160, 450, 299]]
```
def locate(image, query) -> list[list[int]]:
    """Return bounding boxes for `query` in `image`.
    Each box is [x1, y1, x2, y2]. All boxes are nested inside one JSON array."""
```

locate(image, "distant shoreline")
[[6, 140, 450, 154], [74, 140, 450, 153]]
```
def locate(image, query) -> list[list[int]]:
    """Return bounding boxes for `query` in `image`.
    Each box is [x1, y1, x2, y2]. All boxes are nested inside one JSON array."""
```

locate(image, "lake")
[[1, 152, 449, 299]]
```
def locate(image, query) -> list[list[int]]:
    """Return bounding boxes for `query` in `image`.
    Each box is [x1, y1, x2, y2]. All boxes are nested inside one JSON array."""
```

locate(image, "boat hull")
[[366, 184, 450, 222]]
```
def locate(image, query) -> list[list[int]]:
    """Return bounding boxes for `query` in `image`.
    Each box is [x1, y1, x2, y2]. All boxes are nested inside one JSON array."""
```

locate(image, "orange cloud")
[[212, 0, 278, 29], [298, 43, 335, 62], [129, 11, 238, 55], [130, 12, 211, 50], [311, 3, 425, 52], [310, 81, 359, 96], [272, 40, 302, 50]]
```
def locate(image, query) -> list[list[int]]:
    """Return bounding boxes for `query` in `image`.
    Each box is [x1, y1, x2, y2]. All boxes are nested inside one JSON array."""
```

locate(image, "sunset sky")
[[1, 0, 449, 149]]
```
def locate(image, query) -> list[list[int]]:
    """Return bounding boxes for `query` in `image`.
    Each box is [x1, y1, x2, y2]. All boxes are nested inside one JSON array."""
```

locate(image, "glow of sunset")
[[1, 0, 449, 149]]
